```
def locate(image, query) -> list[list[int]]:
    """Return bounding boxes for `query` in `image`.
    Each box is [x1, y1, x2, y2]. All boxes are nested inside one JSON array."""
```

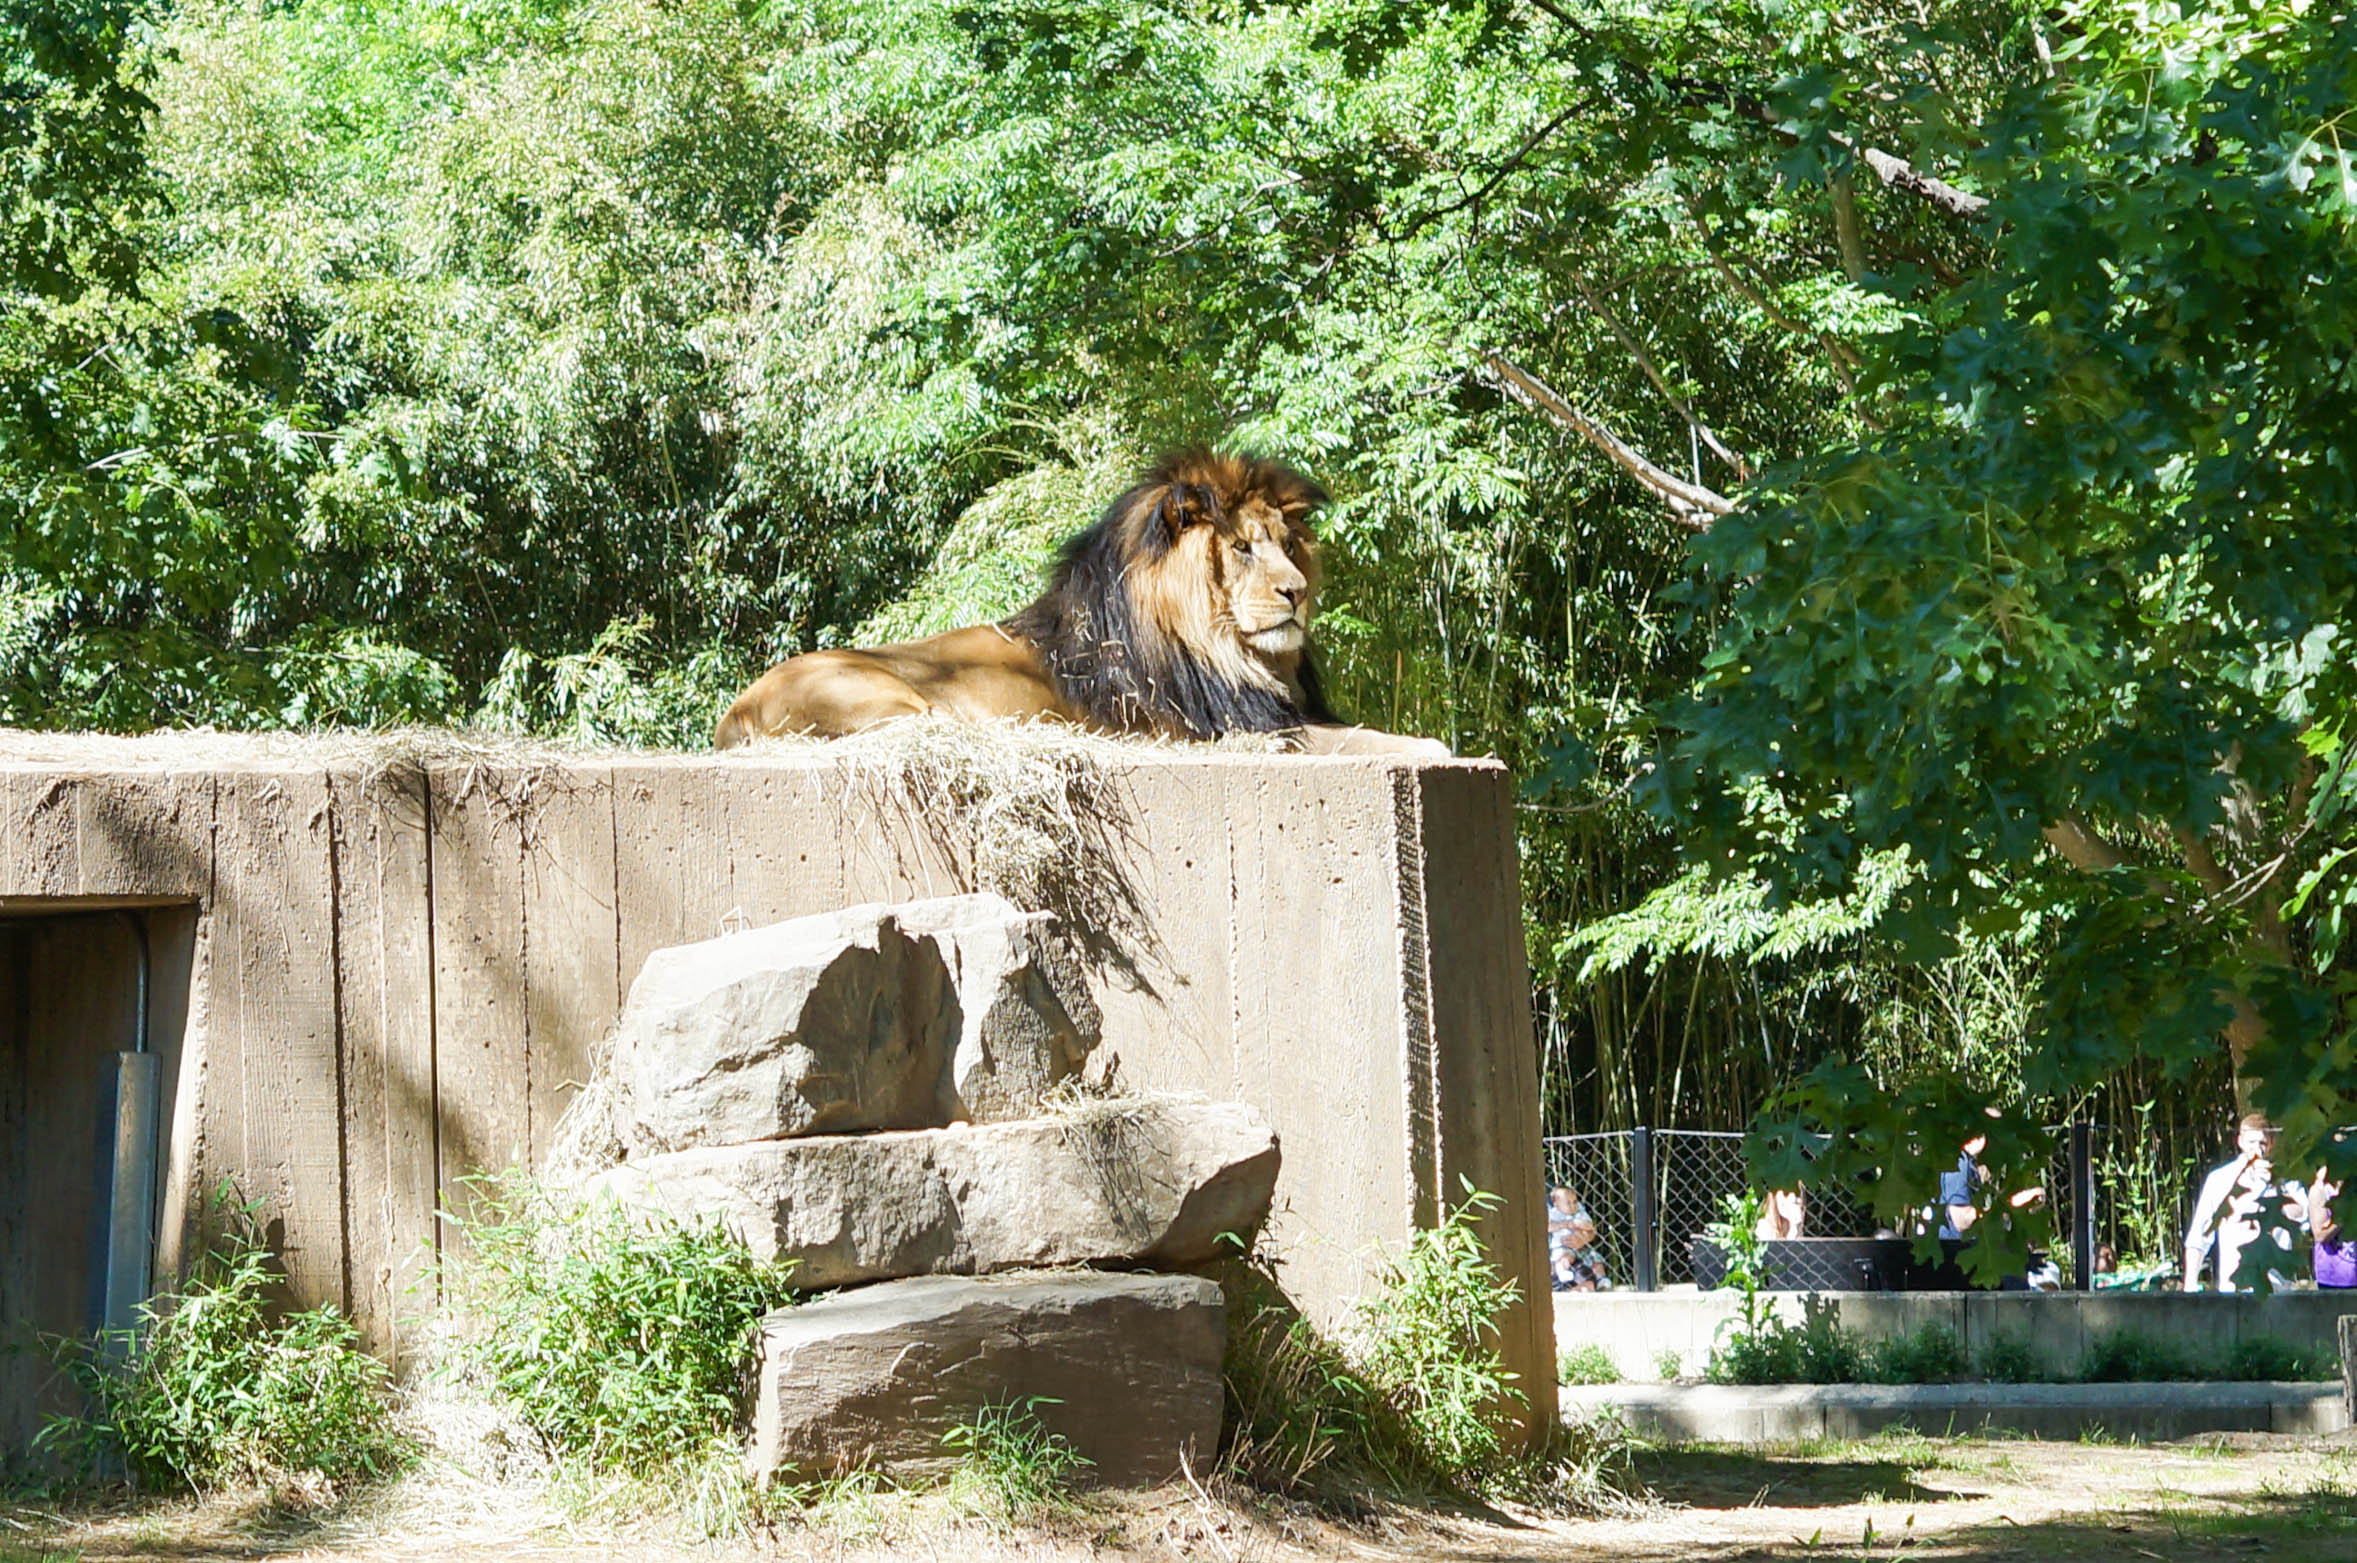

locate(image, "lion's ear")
[[1148, 482, 1222, 544]]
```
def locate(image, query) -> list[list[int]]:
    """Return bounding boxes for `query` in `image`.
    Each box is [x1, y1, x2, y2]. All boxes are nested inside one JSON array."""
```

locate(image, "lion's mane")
[[1003, 448, 1339, 739]]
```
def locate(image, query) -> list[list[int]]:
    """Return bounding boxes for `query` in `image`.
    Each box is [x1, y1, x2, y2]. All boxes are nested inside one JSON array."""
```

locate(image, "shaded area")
[[1632, 1447, 1984, 1510]]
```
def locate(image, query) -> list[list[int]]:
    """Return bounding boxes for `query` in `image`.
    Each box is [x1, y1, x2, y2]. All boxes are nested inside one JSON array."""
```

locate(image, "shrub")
[[1222, 1186, 1635, 1510], [1865, 1323, 1966, 1385], [446, 1176, 799, 1470], [2079, 1329, 2198, 1383], [2221, 1335, 2331, 1382], [1559, 1343, 1622, 1385], [942, 1398, 1091, 1522], [42, 1193, 402, 1493], [1976, 1330, 2043, 1384], [1351, 1186, 1526, 1483]]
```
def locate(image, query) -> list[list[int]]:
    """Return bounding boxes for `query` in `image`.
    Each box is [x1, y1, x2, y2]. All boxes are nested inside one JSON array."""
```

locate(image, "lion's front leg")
[[1287, 723, 1454, 759]]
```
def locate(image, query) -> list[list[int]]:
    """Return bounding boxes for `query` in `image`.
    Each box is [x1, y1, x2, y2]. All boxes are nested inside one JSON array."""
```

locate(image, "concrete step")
[[1563, 1380, 2348, 1443]]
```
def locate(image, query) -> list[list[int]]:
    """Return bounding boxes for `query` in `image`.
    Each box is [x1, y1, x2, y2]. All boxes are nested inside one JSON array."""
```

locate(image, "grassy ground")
[[7, 1430, 2356, 1562]]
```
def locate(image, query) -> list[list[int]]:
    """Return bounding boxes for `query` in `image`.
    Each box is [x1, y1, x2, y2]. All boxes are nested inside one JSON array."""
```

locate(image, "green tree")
[[1647, 4, 2357, 1235]]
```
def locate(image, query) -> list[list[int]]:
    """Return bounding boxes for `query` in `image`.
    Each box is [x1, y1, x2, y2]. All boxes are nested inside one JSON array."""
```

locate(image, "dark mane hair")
[[1004, 448, 1340, 738]]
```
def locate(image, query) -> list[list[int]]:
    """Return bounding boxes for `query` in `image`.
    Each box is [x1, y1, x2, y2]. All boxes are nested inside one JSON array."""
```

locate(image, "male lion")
[[714, 448, 1445, 756]]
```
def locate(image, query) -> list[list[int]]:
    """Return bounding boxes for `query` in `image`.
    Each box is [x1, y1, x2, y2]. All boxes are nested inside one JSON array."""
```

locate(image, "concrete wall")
[[1558, 1288, 2357, 1382], [0, 734, 1551, 1428]]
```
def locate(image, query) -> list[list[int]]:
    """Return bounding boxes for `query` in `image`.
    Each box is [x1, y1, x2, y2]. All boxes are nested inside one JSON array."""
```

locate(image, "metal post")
[[2070, 1119, 2094, 1291], [1631, 1126, 1658, 1292]]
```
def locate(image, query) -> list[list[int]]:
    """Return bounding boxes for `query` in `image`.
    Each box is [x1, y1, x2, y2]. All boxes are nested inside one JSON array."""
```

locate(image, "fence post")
[[2070, 1119, 2094, 1291], [1631, 1126, 1658, 1292]]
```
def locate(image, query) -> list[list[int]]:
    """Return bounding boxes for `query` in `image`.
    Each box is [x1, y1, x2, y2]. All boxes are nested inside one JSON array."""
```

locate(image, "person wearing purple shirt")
[[2311, 1170, 2356, 1290]]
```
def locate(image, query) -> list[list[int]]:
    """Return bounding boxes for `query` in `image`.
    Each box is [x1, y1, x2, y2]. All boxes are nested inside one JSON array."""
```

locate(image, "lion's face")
[[1219, 494, 1318, 657], [1137, 482, 1323, 697]]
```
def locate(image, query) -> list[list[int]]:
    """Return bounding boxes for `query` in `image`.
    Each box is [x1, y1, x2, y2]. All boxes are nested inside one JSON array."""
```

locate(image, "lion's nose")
[[1279, 581, 1306, 607]]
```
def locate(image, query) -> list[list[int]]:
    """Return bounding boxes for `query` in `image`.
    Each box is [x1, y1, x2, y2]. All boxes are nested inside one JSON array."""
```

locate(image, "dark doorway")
[[0, 903, 195, 1467]]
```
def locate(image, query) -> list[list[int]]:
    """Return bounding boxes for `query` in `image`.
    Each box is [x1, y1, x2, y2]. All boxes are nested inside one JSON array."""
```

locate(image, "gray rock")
[[745, 1271, 1226, 1488], [892, 895, 1100, 1123], [581, 1099, 1278, 1288], [613, 894, 1099, 1152]]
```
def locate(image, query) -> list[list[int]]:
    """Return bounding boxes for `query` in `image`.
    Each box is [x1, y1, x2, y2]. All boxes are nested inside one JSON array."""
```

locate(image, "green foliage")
[[41, 1192, 402, 1493], [1863, 1323, 1965, 1387], [1558, 1342, 1622, 1386], [2220, 1335, 2332, 1384], [1701, 1191, 1864, 1385], [1224, 1186, 1629, 1509], [1648, 3, 2357, 1228], [444, 1176, 799, 1471], [1350, 1185, 1526, 1484], [941, 1397, 1091, 1522], [1974, 1331, 2042, 1385], [2076, 1330, 2199, 1385]]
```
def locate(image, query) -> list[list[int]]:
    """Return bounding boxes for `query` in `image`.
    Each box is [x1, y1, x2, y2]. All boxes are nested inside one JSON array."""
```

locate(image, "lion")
[[714, 448, 1447, 757]]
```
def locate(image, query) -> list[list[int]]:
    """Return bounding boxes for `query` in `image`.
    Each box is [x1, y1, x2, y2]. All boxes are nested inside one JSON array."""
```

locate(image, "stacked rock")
[[570, 893, 1280, 1489]]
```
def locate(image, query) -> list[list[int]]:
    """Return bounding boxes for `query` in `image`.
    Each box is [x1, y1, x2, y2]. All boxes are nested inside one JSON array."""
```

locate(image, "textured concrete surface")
[[0, 733, 1551, 1427], [1563, 1380, 2349, 1442], [1557, 1287, 2357, 1383]]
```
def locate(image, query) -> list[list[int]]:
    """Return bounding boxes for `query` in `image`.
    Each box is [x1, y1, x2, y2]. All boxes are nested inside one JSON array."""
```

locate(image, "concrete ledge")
[[1562, 1381, 2348, 1443], [1557, 1288, 2357, 1383]]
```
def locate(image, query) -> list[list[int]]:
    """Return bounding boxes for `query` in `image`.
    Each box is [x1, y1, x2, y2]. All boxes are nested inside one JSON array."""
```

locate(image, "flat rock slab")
[[1562, 1381, 2349, 1443], [746, 1271, 1225, 1487], [585, 1099, 1277, 1289], [616, 894, 1097, 1152]]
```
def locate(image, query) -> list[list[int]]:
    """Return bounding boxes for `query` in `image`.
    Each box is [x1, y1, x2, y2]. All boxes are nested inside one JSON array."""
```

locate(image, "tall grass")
[[441, 1175, 800, 1471]]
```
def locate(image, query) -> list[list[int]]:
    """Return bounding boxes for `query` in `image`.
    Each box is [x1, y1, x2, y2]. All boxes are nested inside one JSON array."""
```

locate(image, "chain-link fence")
[[1544, 1125, 2101, 1292]]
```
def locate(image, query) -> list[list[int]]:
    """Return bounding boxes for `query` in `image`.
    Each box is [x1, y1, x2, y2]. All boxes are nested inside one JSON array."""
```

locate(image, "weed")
[[1221, 1186, 1637, 1512], [443, 1174, 798, 1472], [1975, 1330, 2042, 1384], [2078, 1329, 2197, 1383], [41, 1190, 403, 1494], [1865, 1323, 1966, 1385], [1559, 1343, 1622, 1385], [942, 1397, 1091, 1523], [2222, 1334, 2330, 1381], [1653, 1348, 1686, 1381], [1351, 1185, 1527, 1482], [0, 1548, 79, 1563]]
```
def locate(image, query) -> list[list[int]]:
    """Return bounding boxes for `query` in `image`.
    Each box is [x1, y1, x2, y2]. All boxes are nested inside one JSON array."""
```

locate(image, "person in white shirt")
[[2183, 1114, 2307, 1292]]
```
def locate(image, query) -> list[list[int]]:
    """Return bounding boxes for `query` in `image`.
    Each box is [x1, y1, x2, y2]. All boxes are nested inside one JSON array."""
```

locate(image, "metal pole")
[[2070, 1120, 2094, 1292], [101, 911, 159, 1348], [1631, 1126, 1658, 1292]]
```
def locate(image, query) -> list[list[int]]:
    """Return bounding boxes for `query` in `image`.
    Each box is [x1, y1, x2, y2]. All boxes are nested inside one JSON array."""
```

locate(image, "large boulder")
[[613, 894, 1098, 1152], [582, 1099, 1278, 1288], [745, 1271, 1225, 1488]]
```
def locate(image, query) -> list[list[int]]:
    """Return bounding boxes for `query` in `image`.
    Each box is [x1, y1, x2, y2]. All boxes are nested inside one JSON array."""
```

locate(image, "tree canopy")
[[4, 0, 2350, 1244]]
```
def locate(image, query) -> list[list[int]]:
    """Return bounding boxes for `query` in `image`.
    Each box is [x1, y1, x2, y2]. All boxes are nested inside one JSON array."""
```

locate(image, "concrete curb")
[[1561, 1381, 2348, 1443]]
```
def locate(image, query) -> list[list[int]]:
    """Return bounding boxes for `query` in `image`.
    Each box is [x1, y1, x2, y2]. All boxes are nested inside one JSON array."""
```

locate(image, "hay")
[[737, 716, 1165, 978]]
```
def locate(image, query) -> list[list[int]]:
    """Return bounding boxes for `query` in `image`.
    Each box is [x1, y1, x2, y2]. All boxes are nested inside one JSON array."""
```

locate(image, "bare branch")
[[2041, 817, 2131, 874], [1483, 352, 1738, 529], [1570, 278, 1753, 481], [1831, 172, 1867, 282]]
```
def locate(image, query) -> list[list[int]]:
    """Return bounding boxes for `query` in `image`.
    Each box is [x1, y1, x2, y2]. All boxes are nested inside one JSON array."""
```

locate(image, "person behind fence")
[[2184, 1113, 2307, 1292], [1547, 1185, 1587, 1291], [1937, 1133, 1988, 1239], [2310, 1167, 2354, 1290], [1753, 1187, 1806, 1241], [1559, 1211, 1611, 1290]]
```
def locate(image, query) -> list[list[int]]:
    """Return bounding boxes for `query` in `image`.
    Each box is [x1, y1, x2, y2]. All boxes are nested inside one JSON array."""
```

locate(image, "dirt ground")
[[10, 1431, 2357, 1563]]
